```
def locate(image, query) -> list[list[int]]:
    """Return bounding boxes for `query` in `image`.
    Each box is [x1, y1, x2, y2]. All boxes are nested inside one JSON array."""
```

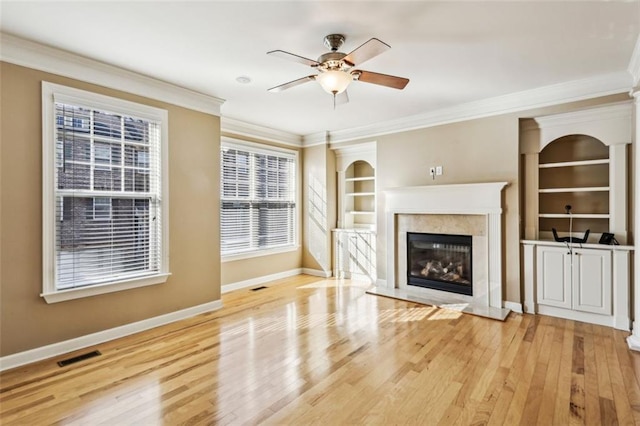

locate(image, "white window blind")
[[220, 141, 297, 256], [42, 82, 169, 301]]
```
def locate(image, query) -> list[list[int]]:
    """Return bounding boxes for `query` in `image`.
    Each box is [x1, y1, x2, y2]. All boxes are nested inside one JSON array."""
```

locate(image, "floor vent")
[[57, 350, 102, 367], [251, 286, 268, 291]]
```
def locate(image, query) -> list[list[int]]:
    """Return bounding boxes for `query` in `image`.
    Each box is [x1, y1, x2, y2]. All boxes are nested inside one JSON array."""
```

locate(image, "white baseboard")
[[503, 301, 523, 314], [0, 300, 222, 372], [301, 268, 332, 278], [627, 334, 640, 352], [221, 268, 303, 294]]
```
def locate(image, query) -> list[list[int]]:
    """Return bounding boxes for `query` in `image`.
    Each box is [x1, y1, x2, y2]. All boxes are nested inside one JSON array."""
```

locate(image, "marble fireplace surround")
[[369, 182, 510, 320]]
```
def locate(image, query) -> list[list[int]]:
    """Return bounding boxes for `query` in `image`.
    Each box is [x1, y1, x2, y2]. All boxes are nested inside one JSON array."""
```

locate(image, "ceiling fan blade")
[[268, 75, 316, 92], [355, 70, 409, 90], [336, 90, 349, 105], [343, 38, 390, 66], [267, 50, 320, 67]]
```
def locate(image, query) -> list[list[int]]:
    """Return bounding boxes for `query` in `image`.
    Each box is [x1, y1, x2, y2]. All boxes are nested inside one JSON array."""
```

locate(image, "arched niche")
[[521, 103, 630, 243]]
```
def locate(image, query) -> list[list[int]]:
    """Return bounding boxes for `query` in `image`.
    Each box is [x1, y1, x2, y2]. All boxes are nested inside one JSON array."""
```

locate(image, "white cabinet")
[[536, 246, 572, 309], [523, 240, 629, 330], [536, 246, 611, 315], [333, 229, 375, 283], [572, 248, 612, 315]]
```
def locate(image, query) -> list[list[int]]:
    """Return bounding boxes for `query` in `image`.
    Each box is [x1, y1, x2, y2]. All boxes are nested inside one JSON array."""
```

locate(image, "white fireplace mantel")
[[382, 182, 508, 310]]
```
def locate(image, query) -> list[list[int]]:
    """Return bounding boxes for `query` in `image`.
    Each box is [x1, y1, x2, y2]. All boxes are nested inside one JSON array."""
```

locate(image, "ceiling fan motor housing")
[[317, 51, 352, 72], [323, 34, 345, 51]]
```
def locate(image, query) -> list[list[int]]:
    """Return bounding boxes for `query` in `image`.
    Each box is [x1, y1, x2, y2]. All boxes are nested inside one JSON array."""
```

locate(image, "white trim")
[[534, 101, 632, 149], [537, 304, 615, 329], [628, 34, 640, 88], [221, 268, 302, 294], [42, 82, 170, 301], [221, 136, 298, 158], [628, 330, 640, 351], [0, 300, 222, 372], [331, 141, 377, 158], [1, 33, 223, 115], [315, 71, 632, 144], [630, 90, 640, 350], [302, 131, 329, 147], [221, 117, 301, 147], [302, 268, 332, 278], [503, 301, 523, 314], [41, 273, 171, 303]]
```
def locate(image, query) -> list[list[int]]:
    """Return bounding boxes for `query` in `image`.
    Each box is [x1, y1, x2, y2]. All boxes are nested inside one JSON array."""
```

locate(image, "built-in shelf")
[[520, 102, 632, 330], [538, 186, 609, 193], [538, 158, 609, 168], [538, 213, 609, 219], [333, 143, 377, 282], [345, 176, 375, 182], [346, 192, 375, 197], [529, 132, 618, 243]]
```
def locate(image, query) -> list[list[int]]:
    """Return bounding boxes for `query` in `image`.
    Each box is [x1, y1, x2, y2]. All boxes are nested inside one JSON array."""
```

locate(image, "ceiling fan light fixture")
[[316, 70, 352, 94]]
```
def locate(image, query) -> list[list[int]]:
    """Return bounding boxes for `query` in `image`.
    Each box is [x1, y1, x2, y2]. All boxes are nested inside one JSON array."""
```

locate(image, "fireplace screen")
[[407, 232, 472, 296]]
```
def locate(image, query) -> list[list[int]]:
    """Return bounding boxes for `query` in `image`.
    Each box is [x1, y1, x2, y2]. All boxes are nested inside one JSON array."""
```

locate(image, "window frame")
[[220, 137, 299, 262], [42, 82, 170, 303]]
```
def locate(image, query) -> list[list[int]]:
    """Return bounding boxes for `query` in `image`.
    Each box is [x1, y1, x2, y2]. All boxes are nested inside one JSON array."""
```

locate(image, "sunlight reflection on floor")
[[297, 278, 371, 289]]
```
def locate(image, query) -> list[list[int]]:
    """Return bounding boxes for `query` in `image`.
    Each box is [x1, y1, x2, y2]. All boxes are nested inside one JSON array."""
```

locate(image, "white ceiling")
[[1, 1, 639, 137]]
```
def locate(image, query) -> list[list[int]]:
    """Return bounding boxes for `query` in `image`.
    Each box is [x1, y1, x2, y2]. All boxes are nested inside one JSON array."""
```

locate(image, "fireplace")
[[378, 182, 508, 317], [407, 232, 473, 296]]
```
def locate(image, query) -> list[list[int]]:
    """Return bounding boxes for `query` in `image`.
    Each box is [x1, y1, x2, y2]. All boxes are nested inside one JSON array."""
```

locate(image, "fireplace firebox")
[[407, 232, 472, 296]]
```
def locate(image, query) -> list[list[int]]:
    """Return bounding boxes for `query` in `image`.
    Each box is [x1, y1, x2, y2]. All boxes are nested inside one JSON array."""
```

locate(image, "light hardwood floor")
[[2, 275, 640, 425]]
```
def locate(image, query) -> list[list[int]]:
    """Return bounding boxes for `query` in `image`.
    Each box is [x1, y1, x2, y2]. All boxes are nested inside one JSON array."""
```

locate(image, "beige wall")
[[301, 144, 336, 274], [219, 132, 303, 285], [0, 62, 221, 356]]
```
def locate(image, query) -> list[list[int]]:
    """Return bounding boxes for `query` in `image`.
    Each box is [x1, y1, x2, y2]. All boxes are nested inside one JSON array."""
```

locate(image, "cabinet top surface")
[[521, 239, 633, 251]]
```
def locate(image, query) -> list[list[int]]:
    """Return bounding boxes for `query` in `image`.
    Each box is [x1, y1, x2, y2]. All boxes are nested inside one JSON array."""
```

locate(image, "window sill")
[[222, 245, 299, 263], [41, 273, 171, 303]]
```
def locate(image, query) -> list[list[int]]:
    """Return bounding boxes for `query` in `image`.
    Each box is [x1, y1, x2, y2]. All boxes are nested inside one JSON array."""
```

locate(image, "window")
[[42, 82, 169, 303], [94, 144, 112, 166], [92, 198, 112, 220], [220, 139, 297, 258]]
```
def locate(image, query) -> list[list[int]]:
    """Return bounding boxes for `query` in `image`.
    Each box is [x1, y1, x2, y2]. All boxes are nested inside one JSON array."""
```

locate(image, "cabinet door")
[[333, 231, 348, 278], [536, 246, 572, 309], [572, 248, 612, 315]]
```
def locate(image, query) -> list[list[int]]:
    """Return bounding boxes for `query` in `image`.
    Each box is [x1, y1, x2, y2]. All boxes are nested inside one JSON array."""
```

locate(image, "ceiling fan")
[[267, 34, 409, 106]]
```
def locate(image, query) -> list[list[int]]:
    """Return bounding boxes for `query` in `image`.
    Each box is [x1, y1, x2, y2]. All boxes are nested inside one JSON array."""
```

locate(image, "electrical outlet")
[[436, 166, 443, 176], [429, 167, 436, 176]]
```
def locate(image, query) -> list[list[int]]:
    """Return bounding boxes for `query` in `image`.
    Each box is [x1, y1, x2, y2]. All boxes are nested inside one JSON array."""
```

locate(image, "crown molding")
[[629, 34, 640, 88], [301, 131, 329, 147], [221, 117, 302, 147], [0, 32, 224, 116], [323, 71, 633, 144]]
